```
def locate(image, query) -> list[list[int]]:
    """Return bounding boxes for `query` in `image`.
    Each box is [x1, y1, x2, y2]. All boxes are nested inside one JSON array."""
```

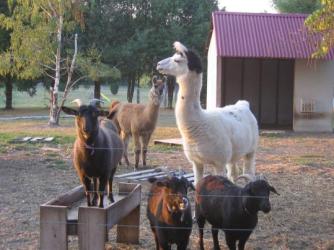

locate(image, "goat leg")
[[91, 177, 99, 206], [197, 215, 206, 250], [98, 176, 107, 208], [83, 176, 93, 206], [212, 227, 221, 250]]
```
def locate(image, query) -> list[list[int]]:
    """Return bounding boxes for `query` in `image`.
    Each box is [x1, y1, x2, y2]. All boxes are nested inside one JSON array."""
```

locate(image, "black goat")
[[147, 176, 194, 250], [195, 175, 279, 250], [62, 99, 123, 208]]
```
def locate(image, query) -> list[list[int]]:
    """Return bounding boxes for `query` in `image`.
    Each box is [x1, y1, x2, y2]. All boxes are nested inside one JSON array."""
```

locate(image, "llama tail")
[[107, 100, 121, 120], [235, 100, 250, 109]]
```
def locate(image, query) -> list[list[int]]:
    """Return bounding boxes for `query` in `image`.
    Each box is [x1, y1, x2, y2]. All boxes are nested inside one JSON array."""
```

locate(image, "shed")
[[207, 11, 334, 132]]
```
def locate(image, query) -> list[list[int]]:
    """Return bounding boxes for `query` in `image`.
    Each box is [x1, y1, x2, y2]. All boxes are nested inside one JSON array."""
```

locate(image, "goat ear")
[[269, 185, 280, 195], [61, 106, 78, 116], [152, 75, 158, 85], [98, 110, 109, 117]]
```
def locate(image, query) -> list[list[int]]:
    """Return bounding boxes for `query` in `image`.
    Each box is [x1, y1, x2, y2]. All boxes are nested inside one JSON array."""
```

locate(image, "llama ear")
[[61, 106, 78, 116]]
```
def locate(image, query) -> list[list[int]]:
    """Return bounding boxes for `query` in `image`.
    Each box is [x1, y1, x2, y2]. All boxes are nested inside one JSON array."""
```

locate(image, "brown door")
[[221, 58, 294, 129]]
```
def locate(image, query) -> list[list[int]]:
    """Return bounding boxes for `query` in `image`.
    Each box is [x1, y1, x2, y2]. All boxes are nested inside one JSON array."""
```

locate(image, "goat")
[[195, 175, 279, 250], [147, 175, 194, 250], [61, 99, 123, 208], [157, 42, 259, 184], [108, 76, 166, 169]]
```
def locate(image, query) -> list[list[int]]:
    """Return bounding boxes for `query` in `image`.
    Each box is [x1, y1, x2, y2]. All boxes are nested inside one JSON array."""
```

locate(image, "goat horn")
[[71, 98, 82, 107], [89, 98, 105, 107], [236, 174, 255, 182]]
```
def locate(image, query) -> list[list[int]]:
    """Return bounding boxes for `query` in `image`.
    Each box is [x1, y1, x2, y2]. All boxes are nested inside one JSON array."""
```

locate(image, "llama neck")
[[144, 94, 160, 123], [175, 72, 203, 121]]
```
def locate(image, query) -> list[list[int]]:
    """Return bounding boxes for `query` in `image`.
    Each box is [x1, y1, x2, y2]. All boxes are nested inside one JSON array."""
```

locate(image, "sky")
[[219, 0, 277, 13]]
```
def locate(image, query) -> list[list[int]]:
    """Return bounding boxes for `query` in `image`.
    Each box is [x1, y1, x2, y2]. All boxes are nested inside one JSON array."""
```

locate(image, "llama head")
[[150, 75, 167, 105], [156, 42, 202, 77]]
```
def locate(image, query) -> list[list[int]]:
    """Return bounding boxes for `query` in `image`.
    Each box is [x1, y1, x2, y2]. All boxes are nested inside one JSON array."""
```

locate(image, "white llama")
[[157, 42, 259, 184]]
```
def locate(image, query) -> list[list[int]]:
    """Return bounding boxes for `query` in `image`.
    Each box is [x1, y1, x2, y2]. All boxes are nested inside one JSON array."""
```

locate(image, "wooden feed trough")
[[40, 182, 141, 250]]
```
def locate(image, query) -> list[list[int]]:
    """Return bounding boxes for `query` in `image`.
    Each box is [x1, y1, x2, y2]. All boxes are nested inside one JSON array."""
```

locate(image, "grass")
[[0, 84, 150, 109]]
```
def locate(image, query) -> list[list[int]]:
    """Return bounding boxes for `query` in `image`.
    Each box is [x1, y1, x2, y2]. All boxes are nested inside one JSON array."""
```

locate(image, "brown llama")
[[108, 76, 166, 169]]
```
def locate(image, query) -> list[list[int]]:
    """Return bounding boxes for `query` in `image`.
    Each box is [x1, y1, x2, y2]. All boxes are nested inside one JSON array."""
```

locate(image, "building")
[[207, 11, 334, 132]]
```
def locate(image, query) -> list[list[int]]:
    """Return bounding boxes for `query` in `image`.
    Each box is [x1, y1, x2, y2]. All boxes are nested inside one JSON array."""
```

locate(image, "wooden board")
[[153, 138, 183, 146]]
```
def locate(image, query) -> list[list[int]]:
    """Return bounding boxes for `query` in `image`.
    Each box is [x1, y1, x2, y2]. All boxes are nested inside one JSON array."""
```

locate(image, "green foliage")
[[77, 48, 121, 82], [305, 0, 334, 58], [273, 0, 321, 13]]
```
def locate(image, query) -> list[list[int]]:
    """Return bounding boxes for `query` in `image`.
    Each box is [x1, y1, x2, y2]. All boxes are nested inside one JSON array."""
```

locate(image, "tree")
[[305, 0, 334, 58], [273, 0, 321, 13], [77, 48, 121, 101]]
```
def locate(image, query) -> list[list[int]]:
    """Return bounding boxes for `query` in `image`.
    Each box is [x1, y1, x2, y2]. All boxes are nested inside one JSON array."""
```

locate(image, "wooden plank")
[[117, 205, 140, 244], [136, 171, 176, 180], [106, 184, 141, 228], [153, 138, 183, 146], [115, 168, 159, 178], [78, 207, 107, 250], [40, 205, 68, 250], [117, 183, 141, 244], [44, 185, 84, 207]]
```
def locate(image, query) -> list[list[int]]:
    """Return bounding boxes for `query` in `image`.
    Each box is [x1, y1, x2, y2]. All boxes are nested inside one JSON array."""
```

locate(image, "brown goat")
[[147, 176, 194, 250], [108, 76, 166, 169], [62, 99, 123, 207]]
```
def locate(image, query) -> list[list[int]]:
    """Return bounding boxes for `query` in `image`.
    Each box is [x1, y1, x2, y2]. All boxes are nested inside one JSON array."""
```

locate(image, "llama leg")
[[141, 134, 151, 167], [244, 152, 256, 176], [133, 134, 141, 170], [226, 163, 237, 182], [121, 132, 130, 166], [192, 162, 204, 185]]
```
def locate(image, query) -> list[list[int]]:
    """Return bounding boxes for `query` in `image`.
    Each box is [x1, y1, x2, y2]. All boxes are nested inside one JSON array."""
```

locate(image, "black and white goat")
[[195, 175, 279, 250], [62, 99, 123, 207]]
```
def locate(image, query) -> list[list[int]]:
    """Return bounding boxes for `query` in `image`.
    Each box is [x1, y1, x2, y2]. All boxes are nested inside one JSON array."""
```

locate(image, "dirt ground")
[[1, 131, 334, 250]]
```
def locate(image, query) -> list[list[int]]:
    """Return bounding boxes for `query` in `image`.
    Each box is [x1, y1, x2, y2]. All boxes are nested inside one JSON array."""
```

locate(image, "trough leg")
[[40, 206, 68, 250], [78, 207, 107, 250]]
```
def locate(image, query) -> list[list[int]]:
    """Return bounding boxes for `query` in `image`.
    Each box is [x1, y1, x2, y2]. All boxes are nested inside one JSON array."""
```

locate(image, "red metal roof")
[[212, 11, 334, 60]]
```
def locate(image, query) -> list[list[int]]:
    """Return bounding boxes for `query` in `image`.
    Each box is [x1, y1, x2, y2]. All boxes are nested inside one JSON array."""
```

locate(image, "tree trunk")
[[94, 80, 101, 100], [127, 76, 135, 103], [136, 76, 140, 104], [49, 15, 63, 126], [4, 76, 13, 110], [167, 76, 175, 109]]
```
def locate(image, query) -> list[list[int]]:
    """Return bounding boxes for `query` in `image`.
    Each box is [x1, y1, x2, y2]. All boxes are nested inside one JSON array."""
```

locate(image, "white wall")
[[206, 31, 220, 109], [294, 59, 334, 132]]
